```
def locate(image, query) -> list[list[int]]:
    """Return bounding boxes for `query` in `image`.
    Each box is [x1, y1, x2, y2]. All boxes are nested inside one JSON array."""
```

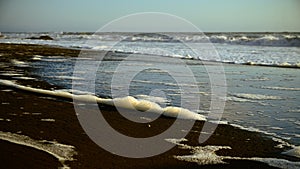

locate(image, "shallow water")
[[1, 32, 300, 67], [2, 31, 299, 145], [29, 53, 300, 145]]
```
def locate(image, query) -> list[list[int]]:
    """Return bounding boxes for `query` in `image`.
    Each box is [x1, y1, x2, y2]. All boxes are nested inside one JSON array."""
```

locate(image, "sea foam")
[[282, 146, 300, 158], [0, 131, 76, 169], [11, 59, 30, 67], [166, 138, 300, 168], [0, 79, 206, 121], [261, 86, 300, 91], [231, 93, 282, 100]]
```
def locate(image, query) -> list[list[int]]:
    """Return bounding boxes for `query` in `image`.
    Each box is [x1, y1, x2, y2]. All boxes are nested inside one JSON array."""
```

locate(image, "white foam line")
[[243, 77, 270, 81], [226, 96, 258, 103], [40, 58, 68, 62], [1, 89, 13, 92], [261, 86, 300, 91], [0, 79, 74, 99], [11, 59, 30, 67], [288, 109, 300, 113], [41, 118, 56, 122], [32, 55, 43, 61], [46, 76, 84, 80], [0, 80, 206, 121], [13, 76, 36, 80], [0, 73, 24, 76], [231, 93, 282, 100], [11, 59, 27, 65], [0, 131, 76, 169]]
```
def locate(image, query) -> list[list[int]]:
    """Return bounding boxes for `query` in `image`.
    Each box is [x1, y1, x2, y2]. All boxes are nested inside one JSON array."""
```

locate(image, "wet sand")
[[0, 43, 298, 169]]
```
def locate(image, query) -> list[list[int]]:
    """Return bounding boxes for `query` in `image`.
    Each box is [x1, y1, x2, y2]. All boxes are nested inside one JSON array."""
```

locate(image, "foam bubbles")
[[0, 131, 76, 169], [135, 94, 169, 104], [175, 146, 231, 165], [166, 137, 300, 168], [11, 59, 30, 67], [41, 119, 56, 122], [50, 75, 84, 80], [231, 93, 282, 100], [244, 77, 270, 81], [31, 55, 43, 61], [0, 80, 206, 121], [282, 146, 300, 158], [13, 77, 36, 80], [261, 86, 300, 91], [0, 72, 23, 76], [226, 96, 258, 103], [163, 107, 206, 121], [135, 99, 162, 113], [165, 138, 232, 165]]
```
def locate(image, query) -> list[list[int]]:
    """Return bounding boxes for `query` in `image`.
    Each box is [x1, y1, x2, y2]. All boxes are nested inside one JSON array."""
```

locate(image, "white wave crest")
[[231, 93, 282, 100], [261, 86, 300, 91]]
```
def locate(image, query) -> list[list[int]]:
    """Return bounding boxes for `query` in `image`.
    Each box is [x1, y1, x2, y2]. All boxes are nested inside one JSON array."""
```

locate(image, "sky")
[[0, 0, 299, 32]]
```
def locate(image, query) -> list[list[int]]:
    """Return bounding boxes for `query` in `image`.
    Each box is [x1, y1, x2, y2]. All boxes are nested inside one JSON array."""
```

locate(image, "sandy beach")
[[0, 43, 299, 169]]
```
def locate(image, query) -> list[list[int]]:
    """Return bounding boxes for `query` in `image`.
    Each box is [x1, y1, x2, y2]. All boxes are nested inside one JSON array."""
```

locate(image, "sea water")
[[1, 32, 300, 145]]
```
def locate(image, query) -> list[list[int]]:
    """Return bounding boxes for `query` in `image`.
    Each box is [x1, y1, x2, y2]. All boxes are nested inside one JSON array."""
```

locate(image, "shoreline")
[[0, 43, 299, 168], [1, 84, 292, 169], [0, 42, 299, 69]]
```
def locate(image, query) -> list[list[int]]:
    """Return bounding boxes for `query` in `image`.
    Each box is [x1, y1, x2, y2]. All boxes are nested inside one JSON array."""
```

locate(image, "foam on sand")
[[165, 138, 232, 165], [166, 138, 300, 168], [282, 146, 300, 158], [0, 80, 206, 121], [11, 59, 30, 67], [0, 79, 74, 99], [31, 55, 43, 61], [176, 145, 232, 165], [0, 72, 24, 76], [0, 131, 76, 169], [13, 76, 36, 80], [41, 118, 56, 122]]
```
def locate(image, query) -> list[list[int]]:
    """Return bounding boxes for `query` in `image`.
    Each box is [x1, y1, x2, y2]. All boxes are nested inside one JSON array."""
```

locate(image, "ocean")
[[1, 31, 299, 146]]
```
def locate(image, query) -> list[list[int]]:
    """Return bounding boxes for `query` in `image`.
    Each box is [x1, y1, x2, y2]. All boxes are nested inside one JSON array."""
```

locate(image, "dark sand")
[[0, 43, 298, 169]]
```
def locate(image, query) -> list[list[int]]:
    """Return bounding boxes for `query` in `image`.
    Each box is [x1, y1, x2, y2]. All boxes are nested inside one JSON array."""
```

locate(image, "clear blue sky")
[[0, 0, 299, 32]]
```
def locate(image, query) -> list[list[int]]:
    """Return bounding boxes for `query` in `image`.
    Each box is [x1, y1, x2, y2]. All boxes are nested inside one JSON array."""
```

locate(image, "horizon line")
[[1, 31, 300, 33]]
